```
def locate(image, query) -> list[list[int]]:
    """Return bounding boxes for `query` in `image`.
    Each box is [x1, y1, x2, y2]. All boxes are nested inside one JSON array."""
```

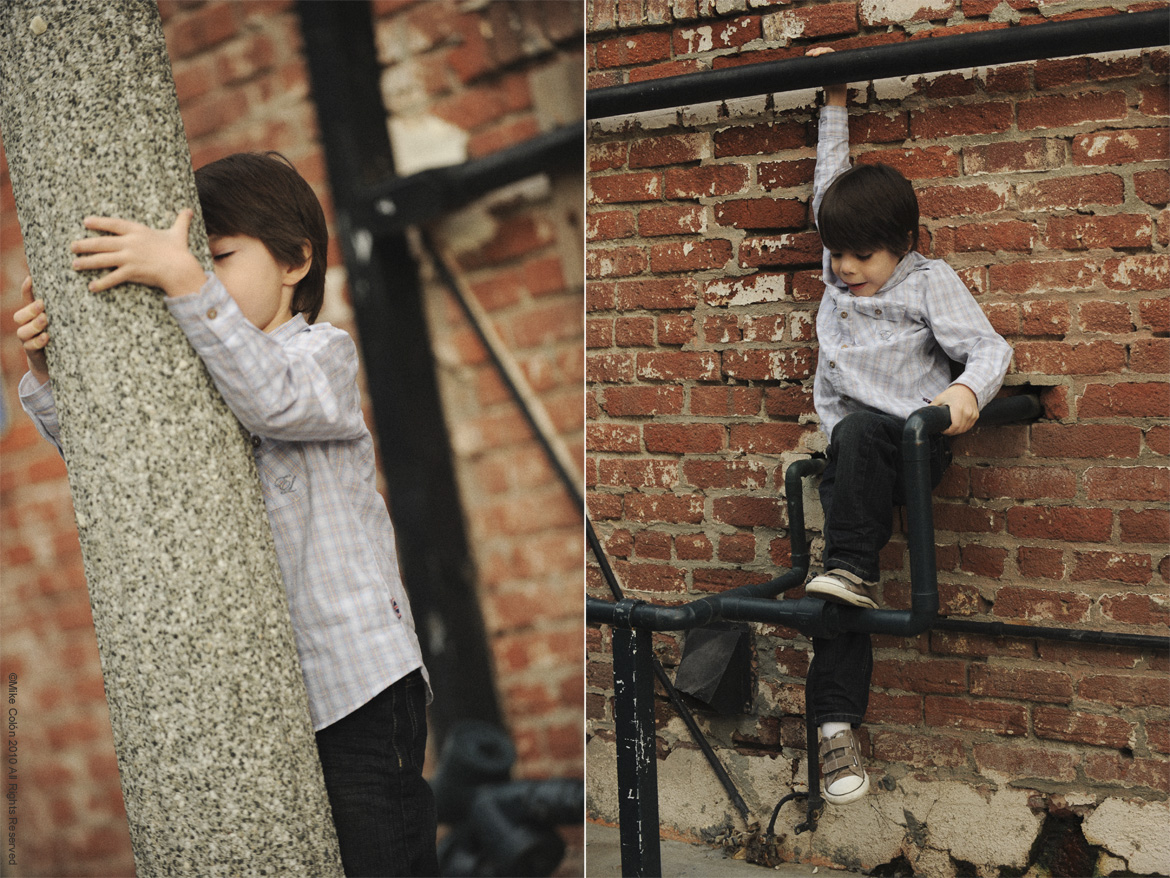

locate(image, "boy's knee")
[[832, 410, 893, 447]]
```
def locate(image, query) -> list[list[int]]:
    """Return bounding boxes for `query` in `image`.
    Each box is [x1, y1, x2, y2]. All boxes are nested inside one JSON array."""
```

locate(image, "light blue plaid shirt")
[[21, 274, 427, 730], [812, 105, 1012, 439]]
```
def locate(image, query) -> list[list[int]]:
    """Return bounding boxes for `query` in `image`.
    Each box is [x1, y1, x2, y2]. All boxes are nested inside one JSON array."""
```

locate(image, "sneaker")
[[820, 728, 870, 805], [805, 569, 878, 609]]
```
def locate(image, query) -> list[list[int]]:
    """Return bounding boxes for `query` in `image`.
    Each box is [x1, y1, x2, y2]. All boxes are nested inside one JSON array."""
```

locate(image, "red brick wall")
[[585, 0, 1168, 833], [0, 2, 583, 875]]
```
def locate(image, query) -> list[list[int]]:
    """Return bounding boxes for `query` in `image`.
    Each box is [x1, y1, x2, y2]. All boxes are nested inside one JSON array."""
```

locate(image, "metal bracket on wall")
[[359, 124, 582, 235]]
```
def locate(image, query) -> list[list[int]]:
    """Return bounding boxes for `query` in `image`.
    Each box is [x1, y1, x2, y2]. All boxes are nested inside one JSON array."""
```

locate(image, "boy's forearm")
[[813, 105, 850, 232]]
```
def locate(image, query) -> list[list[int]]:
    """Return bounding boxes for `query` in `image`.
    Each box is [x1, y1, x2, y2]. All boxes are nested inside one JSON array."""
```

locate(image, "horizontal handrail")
[[587, 9, 1166, 119]]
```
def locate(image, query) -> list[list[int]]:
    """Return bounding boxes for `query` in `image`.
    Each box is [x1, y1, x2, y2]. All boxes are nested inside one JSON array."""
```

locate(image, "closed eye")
[[212, 251, 234, 262]]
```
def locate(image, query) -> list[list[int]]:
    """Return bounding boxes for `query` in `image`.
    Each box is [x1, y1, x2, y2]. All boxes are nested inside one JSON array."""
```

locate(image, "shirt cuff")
[[18, 370, 54, 413], [165, 272, 245, 349]]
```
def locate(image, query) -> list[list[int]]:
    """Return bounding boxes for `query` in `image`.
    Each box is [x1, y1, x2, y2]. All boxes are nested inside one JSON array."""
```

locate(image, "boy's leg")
[[808, 632, 872, 804], [819, 410, 906, 582], [808, 631, 872, 726], [315, 670, 438, 878], [807, 410, 950, 802], [819, 409, 952, 579]]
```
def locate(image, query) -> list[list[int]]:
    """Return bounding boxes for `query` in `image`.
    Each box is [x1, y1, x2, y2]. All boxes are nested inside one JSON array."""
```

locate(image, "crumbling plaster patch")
[[1082, 798, 1170, 876]]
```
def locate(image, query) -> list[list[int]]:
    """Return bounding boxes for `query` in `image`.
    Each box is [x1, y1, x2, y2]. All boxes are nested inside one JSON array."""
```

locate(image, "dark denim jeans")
[[315, 670, 439, 877], [809, 410, 950, 725]]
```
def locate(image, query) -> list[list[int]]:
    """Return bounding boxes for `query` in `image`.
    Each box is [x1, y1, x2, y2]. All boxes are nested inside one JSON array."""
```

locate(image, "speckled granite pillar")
[[0, 3, 344, 874]]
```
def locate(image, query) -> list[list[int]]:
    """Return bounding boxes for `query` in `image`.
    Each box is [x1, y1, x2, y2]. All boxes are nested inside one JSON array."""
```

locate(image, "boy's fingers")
[[72, 251, 122, 270], [15, 295, 44, 317], [16, 314, 47, 343], [82, 215, 138, 235], [13, 300, 44, 327], [21, 275, 34, 301], [22, 329, 49, 351], [86, 266, 133, 293], [72, 234, 124, 254]]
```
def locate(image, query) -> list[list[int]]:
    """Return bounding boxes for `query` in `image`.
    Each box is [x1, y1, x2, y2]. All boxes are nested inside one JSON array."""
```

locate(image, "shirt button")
[[251, 435, 262, 449], [829, 361, 836, 368], [207, 308, 218, 320], [840, 311, 848, 318], [875, 308, 883, 316]]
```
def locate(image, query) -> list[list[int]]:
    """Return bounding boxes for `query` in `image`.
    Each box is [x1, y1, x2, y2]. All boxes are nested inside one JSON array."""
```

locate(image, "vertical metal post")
[[296, 0, 502, 742], [612, 602, 662, 877]]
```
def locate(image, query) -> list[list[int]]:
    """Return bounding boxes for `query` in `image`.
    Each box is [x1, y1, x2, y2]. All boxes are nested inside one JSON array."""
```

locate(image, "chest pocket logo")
[[265, 472, 301, 511]]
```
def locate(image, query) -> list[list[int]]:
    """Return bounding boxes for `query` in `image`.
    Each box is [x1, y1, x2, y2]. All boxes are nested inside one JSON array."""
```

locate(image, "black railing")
[[587, 9, 1167, 119]]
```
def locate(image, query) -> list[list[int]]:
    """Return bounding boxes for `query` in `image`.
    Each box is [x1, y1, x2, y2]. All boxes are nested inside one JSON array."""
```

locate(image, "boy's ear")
[[283, 241, 312, 286]]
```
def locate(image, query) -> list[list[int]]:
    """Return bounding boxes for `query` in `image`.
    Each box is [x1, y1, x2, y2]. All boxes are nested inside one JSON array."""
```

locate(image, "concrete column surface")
[[0, 2, 344, 874]]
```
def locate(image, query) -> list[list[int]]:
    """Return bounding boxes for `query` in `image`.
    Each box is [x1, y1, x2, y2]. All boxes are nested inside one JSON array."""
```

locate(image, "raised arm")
[[809, 47, 851, 228]]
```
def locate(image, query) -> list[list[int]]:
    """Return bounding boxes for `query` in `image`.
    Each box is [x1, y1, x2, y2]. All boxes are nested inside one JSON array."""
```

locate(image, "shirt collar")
[[269, 312, 310, 343], [879, 250, 926, 294]]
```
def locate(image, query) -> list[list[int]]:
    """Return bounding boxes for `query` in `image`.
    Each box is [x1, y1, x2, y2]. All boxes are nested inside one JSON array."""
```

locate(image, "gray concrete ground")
[[585, 822, 828, 877]]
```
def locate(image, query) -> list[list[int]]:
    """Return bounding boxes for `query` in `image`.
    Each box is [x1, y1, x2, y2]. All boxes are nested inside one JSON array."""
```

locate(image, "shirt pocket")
[[257, 442, 306, 512], [853, 300, 913, 343]]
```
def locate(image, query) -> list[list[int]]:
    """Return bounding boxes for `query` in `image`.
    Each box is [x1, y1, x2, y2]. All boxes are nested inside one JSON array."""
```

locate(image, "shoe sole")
[[823, 772, 870, 806], [805, 578, 878, 609]]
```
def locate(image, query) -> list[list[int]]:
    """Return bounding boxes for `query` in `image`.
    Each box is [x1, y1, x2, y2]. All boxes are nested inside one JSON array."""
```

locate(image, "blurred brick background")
[[585, 0, 1167, 869], [0, 2, 584, 875]]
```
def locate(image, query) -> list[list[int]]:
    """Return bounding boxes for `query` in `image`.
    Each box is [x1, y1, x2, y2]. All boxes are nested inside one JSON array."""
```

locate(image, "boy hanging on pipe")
[[802, 48, 1012, 804]]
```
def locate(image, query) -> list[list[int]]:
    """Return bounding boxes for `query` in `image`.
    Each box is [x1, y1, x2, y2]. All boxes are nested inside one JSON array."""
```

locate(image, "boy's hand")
[[808, 47, 847, 107], [14, 276, 50, 386], [71, 209, 207, 298], [931, 384, 980, 436]]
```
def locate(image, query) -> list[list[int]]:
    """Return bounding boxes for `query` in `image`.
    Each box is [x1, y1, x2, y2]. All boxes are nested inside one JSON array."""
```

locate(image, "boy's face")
[[829, 248, 901, 298], [208, 234, 307, 332]]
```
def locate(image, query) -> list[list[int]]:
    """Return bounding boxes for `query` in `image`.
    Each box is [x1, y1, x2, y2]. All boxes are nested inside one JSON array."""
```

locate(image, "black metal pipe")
[[587, 9, 1166, 119], [360, 123, 583, 233], [612, 624, 663, 877], [587, 523, 754, 822], [587, 455, 824, 629], [903, 405, 951, 628], [975, 393, 1043, 427], [297, 0, 503, 741], [590, 395, 1168, 649], [587, 517, 627, 601], [933, 617, 1169, 651]]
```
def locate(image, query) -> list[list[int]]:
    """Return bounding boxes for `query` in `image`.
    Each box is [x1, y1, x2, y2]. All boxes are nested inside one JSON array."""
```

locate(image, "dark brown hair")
[[817, 162, 919, 258], [195, 152, 328, 324]]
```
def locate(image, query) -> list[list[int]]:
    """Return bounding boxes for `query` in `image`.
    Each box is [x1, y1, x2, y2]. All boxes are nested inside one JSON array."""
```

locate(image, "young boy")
[[14, 152, 438, 877], [801, 50, 1012, 805]]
